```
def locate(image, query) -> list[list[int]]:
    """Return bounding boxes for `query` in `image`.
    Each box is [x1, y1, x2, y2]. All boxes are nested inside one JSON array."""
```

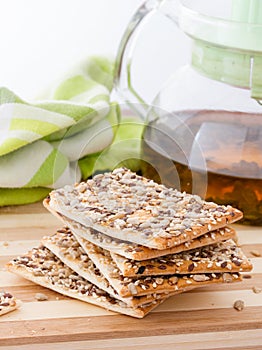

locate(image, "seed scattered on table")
[[242, 274, 252, 279], [250, 250, 261, 257], [252, 286, 262, 294], [233, 299, 244, 311], [35, 293, 48, 301]]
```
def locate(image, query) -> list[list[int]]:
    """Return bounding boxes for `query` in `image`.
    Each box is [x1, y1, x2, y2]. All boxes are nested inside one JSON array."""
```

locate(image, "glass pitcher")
[[115, 0, 262, 225]]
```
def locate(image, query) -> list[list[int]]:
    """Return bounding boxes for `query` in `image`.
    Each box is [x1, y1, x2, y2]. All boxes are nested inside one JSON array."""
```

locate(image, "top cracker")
[[47, 168, 243, 250]]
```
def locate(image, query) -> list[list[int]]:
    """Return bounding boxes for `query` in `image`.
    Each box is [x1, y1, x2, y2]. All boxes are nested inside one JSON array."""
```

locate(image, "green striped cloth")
[[0, 57, 122, 206]]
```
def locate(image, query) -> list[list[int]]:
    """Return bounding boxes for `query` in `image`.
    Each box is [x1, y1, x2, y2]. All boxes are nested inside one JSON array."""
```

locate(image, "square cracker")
[[46, 168, 243, 250], [45, 203, 237, 261], [42, 228, 178, 308], [110, 239, 253, 277], [6, 246, 165, 319], [75, 235, 241, 298]]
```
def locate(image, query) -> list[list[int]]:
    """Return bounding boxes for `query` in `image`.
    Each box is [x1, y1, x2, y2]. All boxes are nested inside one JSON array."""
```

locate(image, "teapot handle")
[[114, 0, 177, 119]]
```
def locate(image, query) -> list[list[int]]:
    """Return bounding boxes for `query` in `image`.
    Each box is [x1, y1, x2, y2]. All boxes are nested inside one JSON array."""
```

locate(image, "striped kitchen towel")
[[0, 57, 121, 206]]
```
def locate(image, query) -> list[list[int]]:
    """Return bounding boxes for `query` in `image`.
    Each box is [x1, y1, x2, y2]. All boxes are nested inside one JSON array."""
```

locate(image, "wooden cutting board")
[[0, 203, 262, 349]]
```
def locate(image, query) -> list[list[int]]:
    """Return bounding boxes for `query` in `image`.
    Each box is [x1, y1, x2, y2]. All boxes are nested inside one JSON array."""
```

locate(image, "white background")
[[0, 0, 190, 102]]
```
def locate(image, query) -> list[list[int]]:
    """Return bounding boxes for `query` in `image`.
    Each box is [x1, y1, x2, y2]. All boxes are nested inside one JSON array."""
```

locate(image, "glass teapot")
[[115, 0, 262, 225]]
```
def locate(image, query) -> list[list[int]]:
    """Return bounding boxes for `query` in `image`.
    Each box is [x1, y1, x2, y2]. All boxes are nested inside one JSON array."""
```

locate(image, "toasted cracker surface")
[[6, 246, 164, 318], [76, 235, 242, 297], [111, 239, 252, 277], [47, 206, 237, 261], [42, 228, 174, 307], [47, 168, 243, 250]]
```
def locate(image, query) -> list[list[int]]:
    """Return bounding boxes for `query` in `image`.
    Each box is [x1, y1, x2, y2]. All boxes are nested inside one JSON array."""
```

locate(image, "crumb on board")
[[252, 286, 262, 294], [250, 250, 261, 257], [233, 300, 244, 311], [34, 293, 48, 301]]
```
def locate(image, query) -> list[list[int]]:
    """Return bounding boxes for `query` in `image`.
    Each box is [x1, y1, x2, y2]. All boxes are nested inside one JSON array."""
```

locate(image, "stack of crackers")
[[7, 168, 252, 318]]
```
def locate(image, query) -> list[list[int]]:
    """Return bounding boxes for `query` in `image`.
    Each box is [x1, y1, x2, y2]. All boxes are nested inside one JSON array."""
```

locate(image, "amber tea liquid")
[[141, 110, 262, 225]]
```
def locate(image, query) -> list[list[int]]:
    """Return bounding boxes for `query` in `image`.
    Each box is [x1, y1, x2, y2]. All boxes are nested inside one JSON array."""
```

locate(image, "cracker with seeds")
[[110, 239, 252, 277], [0, 291, 21, 316], [46, 203, 237, 261], [6, 247, 165, 319], [46, 168, 243, 250], [75, 235, 241, 297], [42, 228, 177, 308]]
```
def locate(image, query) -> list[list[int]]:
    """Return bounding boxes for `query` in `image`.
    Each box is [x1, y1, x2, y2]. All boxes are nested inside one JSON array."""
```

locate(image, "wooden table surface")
[[0, 203, 262, 350]]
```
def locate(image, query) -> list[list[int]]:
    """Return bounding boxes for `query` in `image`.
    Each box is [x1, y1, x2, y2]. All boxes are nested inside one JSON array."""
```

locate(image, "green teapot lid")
[[180, 0, 262, 99]]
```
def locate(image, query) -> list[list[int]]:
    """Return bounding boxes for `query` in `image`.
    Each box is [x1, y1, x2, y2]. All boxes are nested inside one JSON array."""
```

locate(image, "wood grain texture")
[[0, 203, 262, 348], [2, 330, 262, 350]]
